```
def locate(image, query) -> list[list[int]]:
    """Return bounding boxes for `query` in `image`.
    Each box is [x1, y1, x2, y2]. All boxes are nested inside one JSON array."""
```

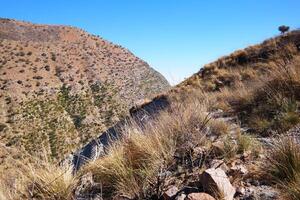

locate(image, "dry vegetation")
[[263, 138, 300, 200]]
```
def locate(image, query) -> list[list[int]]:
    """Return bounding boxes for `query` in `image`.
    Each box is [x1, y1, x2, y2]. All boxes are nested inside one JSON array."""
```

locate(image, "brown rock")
[[200, 168, 235, 200], [186, 193, 216, 200]]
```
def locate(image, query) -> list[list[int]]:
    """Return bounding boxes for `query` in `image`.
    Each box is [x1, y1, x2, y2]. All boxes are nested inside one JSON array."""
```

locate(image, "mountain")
[[1, 20, 300, 200], [0, 18, 170, 161]]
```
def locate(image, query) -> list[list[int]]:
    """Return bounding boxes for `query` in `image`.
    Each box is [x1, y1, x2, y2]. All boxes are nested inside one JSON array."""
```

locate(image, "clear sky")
[[1, 0, 299, 85]]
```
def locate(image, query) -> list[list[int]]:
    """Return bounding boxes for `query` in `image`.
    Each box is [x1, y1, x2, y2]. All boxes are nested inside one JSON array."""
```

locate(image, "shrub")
[[278, 25, 290, 34]]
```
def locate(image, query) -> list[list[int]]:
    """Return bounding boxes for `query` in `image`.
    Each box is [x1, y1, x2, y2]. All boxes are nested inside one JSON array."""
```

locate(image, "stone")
[[255, 185, 279, 200], [163, 186, 179, 200], [200, 168, 235, 200], [186, 193, 216, 200], [209, 159, 229, 172]]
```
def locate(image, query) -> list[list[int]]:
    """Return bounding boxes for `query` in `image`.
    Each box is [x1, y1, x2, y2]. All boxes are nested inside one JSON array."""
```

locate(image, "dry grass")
[[282, 174, 300, 200], [201, 59, 300, 136], [266, 138, 300, 183], [81, 127, 175, 199], [80, 95, 211, 199], [208, 118, 229, 136], [264, 137, 300, 200], [0, 160, 77, 200]]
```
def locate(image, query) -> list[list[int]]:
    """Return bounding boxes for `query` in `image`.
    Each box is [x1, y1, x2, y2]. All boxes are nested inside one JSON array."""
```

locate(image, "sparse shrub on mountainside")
[[5, 99, 78, 160], [58, 84, 88, 128], [90, 81, 127, 126]]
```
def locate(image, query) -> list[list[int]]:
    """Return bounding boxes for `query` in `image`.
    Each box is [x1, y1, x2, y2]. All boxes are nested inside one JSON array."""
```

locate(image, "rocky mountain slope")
[[0, 18, 170, 161]]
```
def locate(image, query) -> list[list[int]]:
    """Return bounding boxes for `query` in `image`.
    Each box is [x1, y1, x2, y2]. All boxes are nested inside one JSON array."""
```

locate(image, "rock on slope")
[[0, 18, 170, 161]]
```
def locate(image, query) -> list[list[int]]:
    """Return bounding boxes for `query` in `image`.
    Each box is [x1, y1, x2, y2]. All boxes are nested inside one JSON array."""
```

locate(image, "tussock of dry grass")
[[0, 161, 77, 200], [263, 137, 300, 200], [236, 133, 261, 156], [266, 138, 300, 183]]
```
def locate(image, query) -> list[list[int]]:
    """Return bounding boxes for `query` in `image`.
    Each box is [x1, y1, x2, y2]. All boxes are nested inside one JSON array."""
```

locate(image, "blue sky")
[[1, 0, 299, 84]]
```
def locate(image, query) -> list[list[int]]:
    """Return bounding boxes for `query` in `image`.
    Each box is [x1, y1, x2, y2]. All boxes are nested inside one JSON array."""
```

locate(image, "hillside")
[[1, 26, 300, 200], [0, 18, 170, 161], [179, 30, 300, 91]]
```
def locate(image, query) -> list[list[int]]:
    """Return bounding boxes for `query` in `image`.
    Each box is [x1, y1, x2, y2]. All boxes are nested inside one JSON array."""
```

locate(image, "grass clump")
[[264, 137, 300, 200], [0, 162, 77, 200], [82, 128, 176, 199], [208, 118, 229, 136], [236, 133, 261, 157]]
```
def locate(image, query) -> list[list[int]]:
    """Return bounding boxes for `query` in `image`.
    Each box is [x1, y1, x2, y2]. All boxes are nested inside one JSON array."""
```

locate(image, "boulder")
[[186, 193, 216, 200], [200, 168, 235, 200]]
